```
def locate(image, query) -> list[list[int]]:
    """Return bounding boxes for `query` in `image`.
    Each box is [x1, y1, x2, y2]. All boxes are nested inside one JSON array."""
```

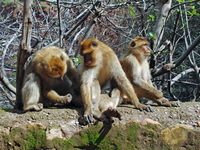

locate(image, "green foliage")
[[80, 126, 99, 145], [147, 32, 156, 40], [177, 0, 185, 3], [24, 128, 46, 150], [187, 6, 200, 16], [71, 55, 82, 66], [50, 138, 73, 150], [148, 14, 156, 22], [2, 0, 15, 5], [129, 6, 136, 17], [9, 126, 46, 150]]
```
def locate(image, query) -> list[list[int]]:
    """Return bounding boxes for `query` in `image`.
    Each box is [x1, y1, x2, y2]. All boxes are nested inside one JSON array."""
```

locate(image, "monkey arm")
[[44, 90, 72, 104], [67, 60, 80, 85]]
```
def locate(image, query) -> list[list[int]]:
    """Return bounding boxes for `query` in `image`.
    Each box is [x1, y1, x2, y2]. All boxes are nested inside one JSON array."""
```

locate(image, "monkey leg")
[[115, 75, 152, 111], [134, 85, 178, 107], [91, 80, 106, 122], [45, 90, 72, 104], [22, 73, 43, 112]]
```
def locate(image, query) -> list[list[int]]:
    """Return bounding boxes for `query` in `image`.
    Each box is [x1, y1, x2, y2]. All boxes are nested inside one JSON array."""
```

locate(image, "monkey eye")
[[130, 41, 136, 47], [91, 41, 98, 47]]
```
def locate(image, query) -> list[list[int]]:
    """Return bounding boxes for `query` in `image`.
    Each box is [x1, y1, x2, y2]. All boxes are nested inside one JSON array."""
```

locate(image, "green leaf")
[[148, 15, 156, 22], [129, 6, 136, 17], [177, 0, 185, 3]]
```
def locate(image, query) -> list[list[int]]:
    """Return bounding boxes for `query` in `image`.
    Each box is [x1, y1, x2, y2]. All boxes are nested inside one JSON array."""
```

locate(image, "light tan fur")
[[121, 36, 175, 106], [22, 46, 79, 112], [80, 38, 149, 123], [91, 80, 121, 122]]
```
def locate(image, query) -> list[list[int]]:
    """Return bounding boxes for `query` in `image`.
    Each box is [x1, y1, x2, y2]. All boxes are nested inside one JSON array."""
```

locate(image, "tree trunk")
[[15, 0, 33, 110], [153, 0, 172, 51]]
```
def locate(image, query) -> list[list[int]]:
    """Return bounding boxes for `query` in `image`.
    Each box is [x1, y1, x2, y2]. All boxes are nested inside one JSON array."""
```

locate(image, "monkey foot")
[[170, 101, 180, 107], [137, 103, 153, 112], [23, 103, 43, 112], [103, 107, 121, 120], [157, 98, 180, 107]]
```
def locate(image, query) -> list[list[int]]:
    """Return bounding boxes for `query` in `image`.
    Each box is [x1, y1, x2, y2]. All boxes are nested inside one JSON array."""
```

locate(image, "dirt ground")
[[0, 102, 200, 128]]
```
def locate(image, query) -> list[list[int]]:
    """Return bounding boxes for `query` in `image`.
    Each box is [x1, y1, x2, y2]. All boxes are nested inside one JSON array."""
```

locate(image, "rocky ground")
[[0, 102, 200, 150], [0, 102, 200, 132]]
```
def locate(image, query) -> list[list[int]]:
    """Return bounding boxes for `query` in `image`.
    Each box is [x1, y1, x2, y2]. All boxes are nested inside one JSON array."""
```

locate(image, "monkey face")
[[129, 36, 151, 57], [46, 56, 67, 79], [80, 38, 98, 67]]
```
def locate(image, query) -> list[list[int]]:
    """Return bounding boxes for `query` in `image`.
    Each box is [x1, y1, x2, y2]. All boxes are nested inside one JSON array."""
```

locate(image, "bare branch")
[[153, 35, 200, 77]]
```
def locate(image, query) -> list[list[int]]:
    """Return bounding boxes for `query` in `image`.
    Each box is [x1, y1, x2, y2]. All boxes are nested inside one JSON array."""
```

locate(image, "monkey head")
[[80, 38, 100, 67], [36, 54, 67, 79], [129, 36, 151, 58], [46, 55, 67, 78]]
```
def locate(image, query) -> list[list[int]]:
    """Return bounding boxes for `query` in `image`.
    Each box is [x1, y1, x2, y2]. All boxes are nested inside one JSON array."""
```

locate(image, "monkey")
[[22, 46, 80, 112], [80, 38, 151, 124], [120, 36, 179, 107], [78, 80, 121, 125], [91, 80, 121, 121]]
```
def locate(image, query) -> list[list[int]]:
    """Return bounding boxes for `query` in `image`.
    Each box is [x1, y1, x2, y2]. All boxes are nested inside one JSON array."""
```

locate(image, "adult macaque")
[[22, 46, 79, 112], [120, 36, 178, 107], [80, 38, 151, 124]]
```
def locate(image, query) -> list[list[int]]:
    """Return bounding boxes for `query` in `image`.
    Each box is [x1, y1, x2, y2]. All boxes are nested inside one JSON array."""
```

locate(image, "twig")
[[57, 0, 63, 47]]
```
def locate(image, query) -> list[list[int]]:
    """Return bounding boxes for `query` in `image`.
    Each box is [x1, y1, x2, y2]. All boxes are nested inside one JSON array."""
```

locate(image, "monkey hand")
[[137, 103, 153, 112], [103, 107, 121, 120], [60, 94, 72, 104], [78, 105, 96, 125]]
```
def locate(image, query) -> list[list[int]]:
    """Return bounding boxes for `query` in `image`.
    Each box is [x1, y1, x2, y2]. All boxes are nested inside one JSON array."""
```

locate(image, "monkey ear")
[[130, 41, 136, 47], [91, 41, 98, 47], [60, 55, 65, 61]]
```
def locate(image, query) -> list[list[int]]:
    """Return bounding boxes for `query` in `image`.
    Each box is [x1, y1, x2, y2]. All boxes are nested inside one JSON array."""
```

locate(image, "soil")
[[0, 102, 200, 128]]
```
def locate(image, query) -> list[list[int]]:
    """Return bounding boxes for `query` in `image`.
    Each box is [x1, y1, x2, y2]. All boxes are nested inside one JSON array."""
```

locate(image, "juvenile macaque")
[[91, 80, 121, 122], [22, 46, 79, 112], [80, 38, 151, 124], [120, 36, 178, 107]]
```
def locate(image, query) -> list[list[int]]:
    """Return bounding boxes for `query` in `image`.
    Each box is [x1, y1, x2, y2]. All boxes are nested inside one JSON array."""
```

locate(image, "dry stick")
[[74, 18, 96, 57], [0, 84, 15, 106], [57, 0, 63, 47], [153, 35, 200, 77], [167, 12, 180, 100], [63, 1, 101, 40], [16, 0, 33, 110], [0, 25, 22, 95], [153, 0, 198, 52]]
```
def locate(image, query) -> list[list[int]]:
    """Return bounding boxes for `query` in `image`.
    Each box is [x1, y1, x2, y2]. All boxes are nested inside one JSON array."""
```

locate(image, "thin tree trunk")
[[15, 0, 33, 110], [154, 0, 172, 51]]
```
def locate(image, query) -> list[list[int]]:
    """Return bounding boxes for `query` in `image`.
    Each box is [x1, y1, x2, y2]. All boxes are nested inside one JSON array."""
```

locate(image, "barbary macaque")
[[91, 80, 121, 122], [80, 38, 151, 124], [22, 46, 79, 112], [120, 36, 179, 107]]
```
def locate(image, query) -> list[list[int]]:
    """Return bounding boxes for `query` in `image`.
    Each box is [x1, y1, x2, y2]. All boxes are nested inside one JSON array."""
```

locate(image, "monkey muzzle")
[[83, 53, 93, 65]]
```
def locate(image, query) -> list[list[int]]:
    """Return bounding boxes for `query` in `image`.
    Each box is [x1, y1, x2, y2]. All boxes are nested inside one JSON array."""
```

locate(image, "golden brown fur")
[[120, 36, 177, 106], [22, 46, 79, 111], [80, 38, 150, 124]]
